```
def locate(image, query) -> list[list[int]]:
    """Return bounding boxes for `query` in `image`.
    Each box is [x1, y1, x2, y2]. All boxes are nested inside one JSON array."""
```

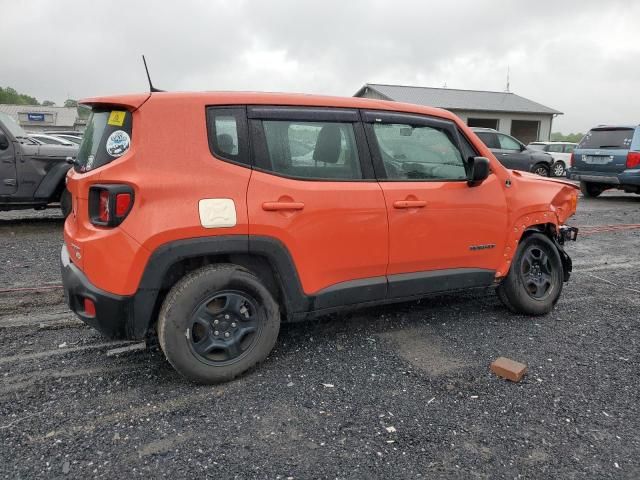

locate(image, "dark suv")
[[0, 112, 76, 215], [472, 128, 554, 176], [568, 125, 640, 197]]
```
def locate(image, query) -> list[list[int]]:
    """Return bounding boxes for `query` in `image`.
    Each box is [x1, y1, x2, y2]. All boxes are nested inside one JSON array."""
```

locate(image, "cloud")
[[1, 0, 638, 132]]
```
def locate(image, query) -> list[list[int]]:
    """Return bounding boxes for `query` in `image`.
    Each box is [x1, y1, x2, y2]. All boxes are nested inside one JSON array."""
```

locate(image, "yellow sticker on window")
[[107, 110, 126, 127]]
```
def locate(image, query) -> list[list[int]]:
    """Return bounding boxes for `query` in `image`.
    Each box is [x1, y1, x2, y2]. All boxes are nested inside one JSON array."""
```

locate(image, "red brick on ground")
[[490, 357, 528, 382]]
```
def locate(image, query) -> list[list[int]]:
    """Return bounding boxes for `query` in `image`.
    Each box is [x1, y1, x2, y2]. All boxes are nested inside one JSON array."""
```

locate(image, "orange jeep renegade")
[[61, 91, 579, 384]]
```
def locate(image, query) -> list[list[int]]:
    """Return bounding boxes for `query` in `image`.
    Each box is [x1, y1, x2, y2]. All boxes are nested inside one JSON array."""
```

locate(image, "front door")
[[247, 107, 388, 309], [363, 110, 508, 298], [495, 132, 530, 171], [0, 126, 18, 195]]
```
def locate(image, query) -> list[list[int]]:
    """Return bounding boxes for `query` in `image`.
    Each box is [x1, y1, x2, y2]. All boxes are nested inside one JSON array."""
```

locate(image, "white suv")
[[527, 142, 577, 177]]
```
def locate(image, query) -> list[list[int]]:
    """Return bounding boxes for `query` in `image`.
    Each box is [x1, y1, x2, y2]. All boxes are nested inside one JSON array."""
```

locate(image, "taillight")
[[89, 184, 134, 227], [569, 152, 574, 167], [627, 151, 640, 169]]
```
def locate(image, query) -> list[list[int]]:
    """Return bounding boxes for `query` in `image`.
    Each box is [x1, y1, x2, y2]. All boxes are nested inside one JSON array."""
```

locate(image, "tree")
[[551, 132, 584, 143], [42, 100, 56, 106], [0, 86, 40, 105], [64, 99, 78, 108]]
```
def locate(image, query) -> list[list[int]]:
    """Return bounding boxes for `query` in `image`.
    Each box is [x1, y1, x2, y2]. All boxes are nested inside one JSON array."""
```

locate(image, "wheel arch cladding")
[[131, 235, 305, 338]]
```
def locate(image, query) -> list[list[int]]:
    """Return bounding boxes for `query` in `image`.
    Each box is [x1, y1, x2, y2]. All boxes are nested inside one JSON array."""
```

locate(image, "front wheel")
[[496, 233, 564, 315], [551, 161, 566, 177], [532, 163, 550, 177], [158, 264, 280, 384]]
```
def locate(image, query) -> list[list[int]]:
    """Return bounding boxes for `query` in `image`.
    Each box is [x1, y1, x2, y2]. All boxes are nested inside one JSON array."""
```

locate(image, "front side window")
[[372, 123, 466, 180], [498, 134, 522, 151], [261, 121, 362, 180]]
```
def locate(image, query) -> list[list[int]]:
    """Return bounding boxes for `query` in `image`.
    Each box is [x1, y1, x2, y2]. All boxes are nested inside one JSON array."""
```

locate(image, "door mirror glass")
[[468, 156, 490, 186], [0, 131, 9, 150]]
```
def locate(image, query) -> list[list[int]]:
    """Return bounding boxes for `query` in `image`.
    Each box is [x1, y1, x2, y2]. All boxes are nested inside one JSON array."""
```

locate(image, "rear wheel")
[[158, 264, 280, 384], [580, 181, 604, 198], [551, 161, 566, 177], [496, 233, 563, 315], [532, 163, 550, 177]]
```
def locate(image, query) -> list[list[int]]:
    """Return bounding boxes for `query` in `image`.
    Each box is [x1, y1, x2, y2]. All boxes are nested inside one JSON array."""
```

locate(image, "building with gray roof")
[[354, 83, 562, 143], [0, 104, 86, 133]]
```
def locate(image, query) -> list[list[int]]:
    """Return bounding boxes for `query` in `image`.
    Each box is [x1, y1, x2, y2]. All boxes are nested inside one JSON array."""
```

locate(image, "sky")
[[1, 0, 638, 133]]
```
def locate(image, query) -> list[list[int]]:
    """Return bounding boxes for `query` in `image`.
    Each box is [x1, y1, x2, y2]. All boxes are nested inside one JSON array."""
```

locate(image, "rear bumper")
[[61, 244, 136, 339], [568, 168, 640, 186]]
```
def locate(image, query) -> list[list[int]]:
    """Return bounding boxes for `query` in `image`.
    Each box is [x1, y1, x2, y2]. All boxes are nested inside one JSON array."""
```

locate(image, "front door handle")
[[393, 200, 427, 209], [262, 201, 305, 211]]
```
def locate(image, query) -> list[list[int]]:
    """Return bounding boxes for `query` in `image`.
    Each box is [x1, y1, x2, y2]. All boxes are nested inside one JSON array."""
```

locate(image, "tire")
[[60, 188, 72, 218], [551, 161, 566, 177], [532, 163, 550, 177], [158, 264, 280, 384], [580, 181, 604, 198], [496, 232, 564, 315]]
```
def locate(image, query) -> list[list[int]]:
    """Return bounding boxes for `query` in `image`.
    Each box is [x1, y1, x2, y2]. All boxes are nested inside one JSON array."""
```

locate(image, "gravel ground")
[[0, 191, 639, 479]]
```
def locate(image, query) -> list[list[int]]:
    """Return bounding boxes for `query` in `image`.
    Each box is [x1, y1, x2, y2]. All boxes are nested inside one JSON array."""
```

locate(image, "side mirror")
[[467, 156, 490, 186], [0, 131, 9, 150]]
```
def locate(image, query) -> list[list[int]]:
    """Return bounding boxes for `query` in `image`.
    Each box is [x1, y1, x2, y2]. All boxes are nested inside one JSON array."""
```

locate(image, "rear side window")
[[475, 131, 500, 149], [372, 123, 466, 181], [564, 144, 575, 153], [206, 107, 250, 166], [578, 128, 634, 149], [260, 120, 362, 180], [75, 109, 132, 173], [548, 144, 564, 153]]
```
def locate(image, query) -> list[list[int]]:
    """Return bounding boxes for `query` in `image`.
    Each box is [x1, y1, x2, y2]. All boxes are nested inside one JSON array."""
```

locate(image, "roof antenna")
[[142, 55, 164, 93], [505, 65, 510, 92]]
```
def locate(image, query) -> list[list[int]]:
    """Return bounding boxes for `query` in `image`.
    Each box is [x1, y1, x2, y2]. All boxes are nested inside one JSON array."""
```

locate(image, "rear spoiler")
[[79, 93, 151, 112]]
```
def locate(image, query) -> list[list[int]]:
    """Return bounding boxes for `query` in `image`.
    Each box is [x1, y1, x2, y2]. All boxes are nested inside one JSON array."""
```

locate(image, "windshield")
[[578, 128, 634, 149], [0, 111, 27, 138], [75, 108, 132, 172]]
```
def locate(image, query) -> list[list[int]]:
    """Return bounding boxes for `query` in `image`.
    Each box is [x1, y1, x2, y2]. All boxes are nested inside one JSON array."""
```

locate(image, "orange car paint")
[[64, 91, 578, 298]]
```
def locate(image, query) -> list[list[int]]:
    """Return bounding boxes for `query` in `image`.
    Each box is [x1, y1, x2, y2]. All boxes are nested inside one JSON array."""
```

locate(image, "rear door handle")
[[393, 200, 427, 209], [262, 201, 305, 211]]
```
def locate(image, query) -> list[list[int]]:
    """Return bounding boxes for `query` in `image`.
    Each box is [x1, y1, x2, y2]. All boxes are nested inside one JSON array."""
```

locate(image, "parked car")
[[568, 125, 640, 197], [52, 134, 83, 145], [471, 128, 554, 176], [527, 141, 577, 177], [61, 92, 579, 384], [28, 133, 76, 147], [0, 112, 76, 215]]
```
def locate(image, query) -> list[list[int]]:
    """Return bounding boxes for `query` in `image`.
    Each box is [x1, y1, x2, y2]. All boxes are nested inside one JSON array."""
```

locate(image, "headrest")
[[217, 133, 235, 155], [313, 124, 342, 164]]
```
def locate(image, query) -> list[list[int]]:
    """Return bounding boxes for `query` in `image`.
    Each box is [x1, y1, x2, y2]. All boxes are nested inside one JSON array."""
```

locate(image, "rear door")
[[573, 127, 634, 173], [363, 110, 508, 298], [247, 106, 388, 307]]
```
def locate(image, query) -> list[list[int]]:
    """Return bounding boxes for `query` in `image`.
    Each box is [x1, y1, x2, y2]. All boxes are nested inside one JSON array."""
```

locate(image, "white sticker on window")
[[106, 130, 130, 157], [198, 199, 236, 228]]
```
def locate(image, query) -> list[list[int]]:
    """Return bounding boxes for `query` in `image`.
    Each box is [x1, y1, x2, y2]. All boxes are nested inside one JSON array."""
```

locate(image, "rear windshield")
[[578, 128, 634, 150], [75, 108, 132, 172]]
